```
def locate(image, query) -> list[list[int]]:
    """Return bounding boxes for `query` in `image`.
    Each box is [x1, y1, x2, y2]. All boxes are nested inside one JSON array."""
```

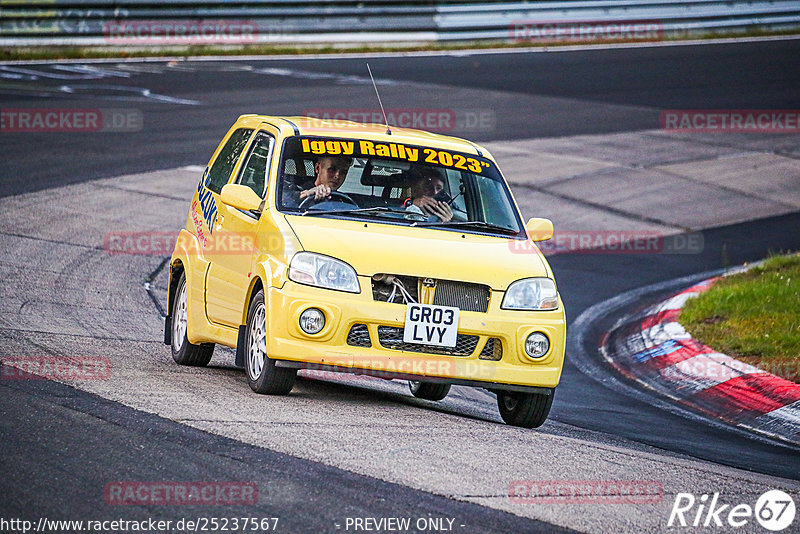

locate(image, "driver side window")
[[236, 131, 275, 198]]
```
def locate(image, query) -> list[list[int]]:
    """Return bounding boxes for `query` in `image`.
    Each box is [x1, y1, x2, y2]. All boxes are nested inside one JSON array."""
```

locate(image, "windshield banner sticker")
[[300, 137, 491, 174]]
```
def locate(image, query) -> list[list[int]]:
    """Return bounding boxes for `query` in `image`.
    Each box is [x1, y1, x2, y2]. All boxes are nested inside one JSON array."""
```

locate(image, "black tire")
[[497, 390, 554, 428], [244, 289, 296, 395], [171, 272, 214, 366], [408, 380, 451, 401]]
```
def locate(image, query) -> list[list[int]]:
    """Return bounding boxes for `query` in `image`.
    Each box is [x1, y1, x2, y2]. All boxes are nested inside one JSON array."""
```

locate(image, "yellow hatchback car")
[[165, 115, 566, 428]]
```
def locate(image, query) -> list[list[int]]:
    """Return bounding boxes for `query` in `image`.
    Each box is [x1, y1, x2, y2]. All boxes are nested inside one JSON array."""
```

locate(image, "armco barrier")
[[1, 0, 799, 46]]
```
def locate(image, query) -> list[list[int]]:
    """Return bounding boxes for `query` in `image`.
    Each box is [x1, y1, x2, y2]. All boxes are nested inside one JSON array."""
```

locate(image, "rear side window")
[[205, 128, 253, 193]]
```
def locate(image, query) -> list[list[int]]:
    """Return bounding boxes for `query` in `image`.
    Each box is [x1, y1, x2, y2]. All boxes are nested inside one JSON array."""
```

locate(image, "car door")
[[205, 126, 278, 327]]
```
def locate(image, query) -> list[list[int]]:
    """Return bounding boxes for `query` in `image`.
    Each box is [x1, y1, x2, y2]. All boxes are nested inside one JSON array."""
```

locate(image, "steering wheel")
[[298, 190, 358, 210]]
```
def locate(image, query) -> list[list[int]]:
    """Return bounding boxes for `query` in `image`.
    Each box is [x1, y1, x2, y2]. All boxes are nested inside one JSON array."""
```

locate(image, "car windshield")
[[276, 136, 525, 238]]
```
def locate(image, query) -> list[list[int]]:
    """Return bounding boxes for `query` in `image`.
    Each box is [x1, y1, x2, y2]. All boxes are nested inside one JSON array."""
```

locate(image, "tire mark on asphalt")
[[0, 327, 161, 343], [650, 132, 800, 161], [91, 182, 188, 202], [508, 178, 689, 231], [653, 165, 800, 211], [0, 229, 102, 251]]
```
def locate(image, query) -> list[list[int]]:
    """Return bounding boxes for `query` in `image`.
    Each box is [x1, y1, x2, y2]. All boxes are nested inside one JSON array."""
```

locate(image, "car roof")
[[237, 115, 493, 160]]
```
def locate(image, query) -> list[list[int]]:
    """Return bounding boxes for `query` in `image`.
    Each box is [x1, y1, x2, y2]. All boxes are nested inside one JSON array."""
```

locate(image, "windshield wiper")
[[299, 206, 401, 217], [415, 220, 521, 235]]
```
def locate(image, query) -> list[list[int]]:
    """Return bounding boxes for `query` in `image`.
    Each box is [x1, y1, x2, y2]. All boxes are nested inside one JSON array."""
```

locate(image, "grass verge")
[[2, 28, 799, 62], [680, 253, 800, 383]]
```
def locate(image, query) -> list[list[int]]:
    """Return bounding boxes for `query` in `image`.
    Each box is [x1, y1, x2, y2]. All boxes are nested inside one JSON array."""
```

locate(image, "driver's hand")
[[414, 197, 453, 222], [313, 184, 332, 200], [300, 185, 332, 200]]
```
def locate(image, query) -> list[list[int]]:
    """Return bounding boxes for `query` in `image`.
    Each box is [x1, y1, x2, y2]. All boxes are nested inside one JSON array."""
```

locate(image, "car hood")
[[284, 214, 550, 290]]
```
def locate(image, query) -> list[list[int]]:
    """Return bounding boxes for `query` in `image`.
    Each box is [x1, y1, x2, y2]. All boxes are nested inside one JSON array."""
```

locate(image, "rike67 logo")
[[668, 490, 795, 531]]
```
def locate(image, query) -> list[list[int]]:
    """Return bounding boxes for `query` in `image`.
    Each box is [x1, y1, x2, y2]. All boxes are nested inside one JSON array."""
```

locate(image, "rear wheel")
[[408, 381, 451, 401], [244, 290, 296, 395], [497, 390, 554, 428], [171, 272, 214, 366]]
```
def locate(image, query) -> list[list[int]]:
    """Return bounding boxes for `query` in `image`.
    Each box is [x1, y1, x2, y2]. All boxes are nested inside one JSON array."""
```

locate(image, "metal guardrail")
[[1, 0, 799, 45]]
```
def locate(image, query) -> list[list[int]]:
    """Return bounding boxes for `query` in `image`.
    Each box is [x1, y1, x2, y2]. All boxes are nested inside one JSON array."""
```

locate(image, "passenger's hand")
[[414, 197, 453, 222], [431, 201, 453, 222]]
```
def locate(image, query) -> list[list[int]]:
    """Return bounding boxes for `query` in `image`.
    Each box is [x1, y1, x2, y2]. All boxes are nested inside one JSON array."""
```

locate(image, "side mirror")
[[525, 217, 554, 241], [220, 184, 263, 212]]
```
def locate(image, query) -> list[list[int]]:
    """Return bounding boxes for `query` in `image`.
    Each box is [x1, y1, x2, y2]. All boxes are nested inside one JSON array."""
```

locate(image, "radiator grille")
[[371, 274, 490, 313], [376, 326, 478, 357], [432, 279, 490, 312]]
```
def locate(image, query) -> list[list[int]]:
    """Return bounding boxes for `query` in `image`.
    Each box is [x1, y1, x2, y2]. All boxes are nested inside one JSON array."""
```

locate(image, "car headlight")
[[289, 252, 360, 293], [501, 278, 558, 310]]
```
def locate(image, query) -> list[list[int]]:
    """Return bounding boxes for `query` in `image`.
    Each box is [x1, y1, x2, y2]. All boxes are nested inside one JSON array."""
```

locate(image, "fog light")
[[525, 332, 549, 358], [299, 308, 325, 334]]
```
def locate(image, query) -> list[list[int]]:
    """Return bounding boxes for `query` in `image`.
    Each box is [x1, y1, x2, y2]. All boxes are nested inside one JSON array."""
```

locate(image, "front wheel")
[[244, 290, 296, 395], [408, 381, 450, 401], [171, 272, 214, 366], [497, 390, 554, 428]]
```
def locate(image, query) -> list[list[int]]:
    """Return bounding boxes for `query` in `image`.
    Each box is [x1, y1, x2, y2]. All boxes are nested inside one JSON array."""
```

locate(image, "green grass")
[[2, 27, 799, 62], [680, 253, 800, 383]]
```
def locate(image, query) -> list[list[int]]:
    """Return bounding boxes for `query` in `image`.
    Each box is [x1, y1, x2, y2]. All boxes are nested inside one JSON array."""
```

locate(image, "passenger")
[[282, 156, 353, 207], [405, 167, 453, 222]]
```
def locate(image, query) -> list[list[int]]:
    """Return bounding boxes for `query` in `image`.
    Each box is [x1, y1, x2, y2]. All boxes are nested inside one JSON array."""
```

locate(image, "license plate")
[[403, 303, 460, 347]]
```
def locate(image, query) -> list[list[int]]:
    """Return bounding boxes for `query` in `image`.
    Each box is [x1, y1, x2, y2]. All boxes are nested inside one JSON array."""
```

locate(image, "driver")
[[283, 156, 353, 207]]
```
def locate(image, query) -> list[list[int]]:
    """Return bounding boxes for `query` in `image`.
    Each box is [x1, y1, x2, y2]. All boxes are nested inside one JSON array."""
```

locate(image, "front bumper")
[[265, 279, 566, 390]]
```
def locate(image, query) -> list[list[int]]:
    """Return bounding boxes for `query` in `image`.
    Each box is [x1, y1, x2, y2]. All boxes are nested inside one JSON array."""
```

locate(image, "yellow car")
[[165, 115, 565, 428]]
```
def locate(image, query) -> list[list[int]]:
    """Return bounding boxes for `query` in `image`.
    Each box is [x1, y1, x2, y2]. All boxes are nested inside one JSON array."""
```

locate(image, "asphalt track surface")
[[1, 38, 800, 532], [2, 377, 566, 533]]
